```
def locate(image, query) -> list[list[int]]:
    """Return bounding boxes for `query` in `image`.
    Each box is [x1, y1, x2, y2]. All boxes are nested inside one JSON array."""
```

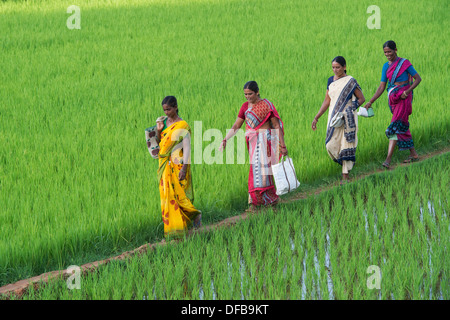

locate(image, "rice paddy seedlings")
[[286, 242, 300, 299], [311, 227, 330, 300], [328, 244, 344, 298], [136, 258, 157, 300], [428, 242, 445, 300], [303, 243, 317, 299], [227, 244, 242, 300], [281, 246, 293, 296], [87, 270, 108, 300], [168, 261, 186, 299], [200, 258, 214, 300], [112, 272, 130, 300], [411, 274, 424, 300], [321, 231, 334, 300], [362, 251, 379, 299], [241, 236, 258, 299], [153, 256, 168, 300], [310, 249, 324, 300], [415, 235, 430, 298], [244, 265, 258, 300], [211, 255, 227, 300], [236, 250, 247, 299], [408, 252, 426, 300], [441, 269, 449, 300], [392, 259, 410, 300], [264, 265, 278, 299], [275, 257, 290, 300], [277, 229, 291, 260], [11, 150, 450, 300], [253, 260, 266, 299], [433, 193, 449, 230], [331, 270, 345, 300], [253, 226, 267, 263], [252, 249, 265, 292]]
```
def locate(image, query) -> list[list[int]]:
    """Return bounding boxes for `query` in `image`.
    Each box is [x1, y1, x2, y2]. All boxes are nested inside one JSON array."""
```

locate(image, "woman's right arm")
[[219, 117, 244, 151], [363, 82, 386, 109], [311, 91, 331, 131]]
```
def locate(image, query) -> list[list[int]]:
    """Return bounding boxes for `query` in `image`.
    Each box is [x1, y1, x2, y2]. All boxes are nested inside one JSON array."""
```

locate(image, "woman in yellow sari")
[[156, 96, 201, 238]]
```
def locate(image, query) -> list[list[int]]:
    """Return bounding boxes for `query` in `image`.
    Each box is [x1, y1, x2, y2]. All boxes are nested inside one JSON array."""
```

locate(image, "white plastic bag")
[[357, 107, 374, 118], [272, 156, 300, 196], [330, 111, 344, 128]]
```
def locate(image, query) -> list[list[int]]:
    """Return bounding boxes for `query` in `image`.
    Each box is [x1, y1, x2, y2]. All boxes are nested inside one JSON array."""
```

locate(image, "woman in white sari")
[[312, 56, 365, 184]]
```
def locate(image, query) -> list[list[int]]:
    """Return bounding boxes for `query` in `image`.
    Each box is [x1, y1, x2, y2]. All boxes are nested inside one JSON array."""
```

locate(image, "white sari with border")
[[325, 75, 361, 174]]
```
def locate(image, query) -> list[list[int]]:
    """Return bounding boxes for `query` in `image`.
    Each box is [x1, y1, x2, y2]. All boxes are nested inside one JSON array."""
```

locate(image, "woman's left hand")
[[178, 167, 187, 181], [401, 91, 409, 99], [280, 145, 288, 156]]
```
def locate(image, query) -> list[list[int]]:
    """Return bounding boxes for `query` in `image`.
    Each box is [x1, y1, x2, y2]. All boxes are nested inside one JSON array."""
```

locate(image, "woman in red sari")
[[363, 41, 422, 168], [220, 81, 288, 211]]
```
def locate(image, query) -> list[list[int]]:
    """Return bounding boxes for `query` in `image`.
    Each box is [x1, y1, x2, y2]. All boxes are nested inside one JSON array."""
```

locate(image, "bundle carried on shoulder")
[[145, 116, 167, 159]]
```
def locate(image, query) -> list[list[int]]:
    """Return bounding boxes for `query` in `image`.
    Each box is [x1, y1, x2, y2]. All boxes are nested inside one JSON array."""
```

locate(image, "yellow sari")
[[158, 120, 201, 238]]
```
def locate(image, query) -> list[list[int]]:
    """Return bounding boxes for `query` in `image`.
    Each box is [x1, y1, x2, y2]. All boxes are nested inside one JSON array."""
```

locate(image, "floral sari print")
[[386, 58, 414, 150], [325, 75, 361, 174], [244, 99, 284, 206], [158, 120, 200, 238]]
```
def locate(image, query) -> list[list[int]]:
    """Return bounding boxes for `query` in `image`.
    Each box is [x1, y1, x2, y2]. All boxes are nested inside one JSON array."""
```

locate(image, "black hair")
[[383, 40, 397, 50], [162, 96, 178, 114], [243, 81, 260, 96], [332, 56, 347, 73]]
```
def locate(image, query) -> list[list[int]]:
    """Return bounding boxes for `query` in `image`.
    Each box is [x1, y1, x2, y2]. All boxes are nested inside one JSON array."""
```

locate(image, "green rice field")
[[1, 0, 449, 294], [14, 152, 449, 300]]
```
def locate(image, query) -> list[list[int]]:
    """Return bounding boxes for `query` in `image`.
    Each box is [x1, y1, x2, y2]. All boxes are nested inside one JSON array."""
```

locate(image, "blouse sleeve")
[[237, 102, 248, 119], [406, 65, 417, 77], [327, 76, 333, 90], [381, 62, 389, 83]]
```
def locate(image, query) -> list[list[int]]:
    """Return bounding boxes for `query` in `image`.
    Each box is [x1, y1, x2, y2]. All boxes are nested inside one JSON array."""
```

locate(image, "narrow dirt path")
[[1, 146, 449, 299]]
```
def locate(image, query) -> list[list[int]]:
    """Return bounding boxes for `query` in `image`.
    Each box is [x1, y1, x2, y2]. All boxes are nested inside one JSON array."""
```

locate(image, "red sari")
[[239, 99, 284, 206]]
